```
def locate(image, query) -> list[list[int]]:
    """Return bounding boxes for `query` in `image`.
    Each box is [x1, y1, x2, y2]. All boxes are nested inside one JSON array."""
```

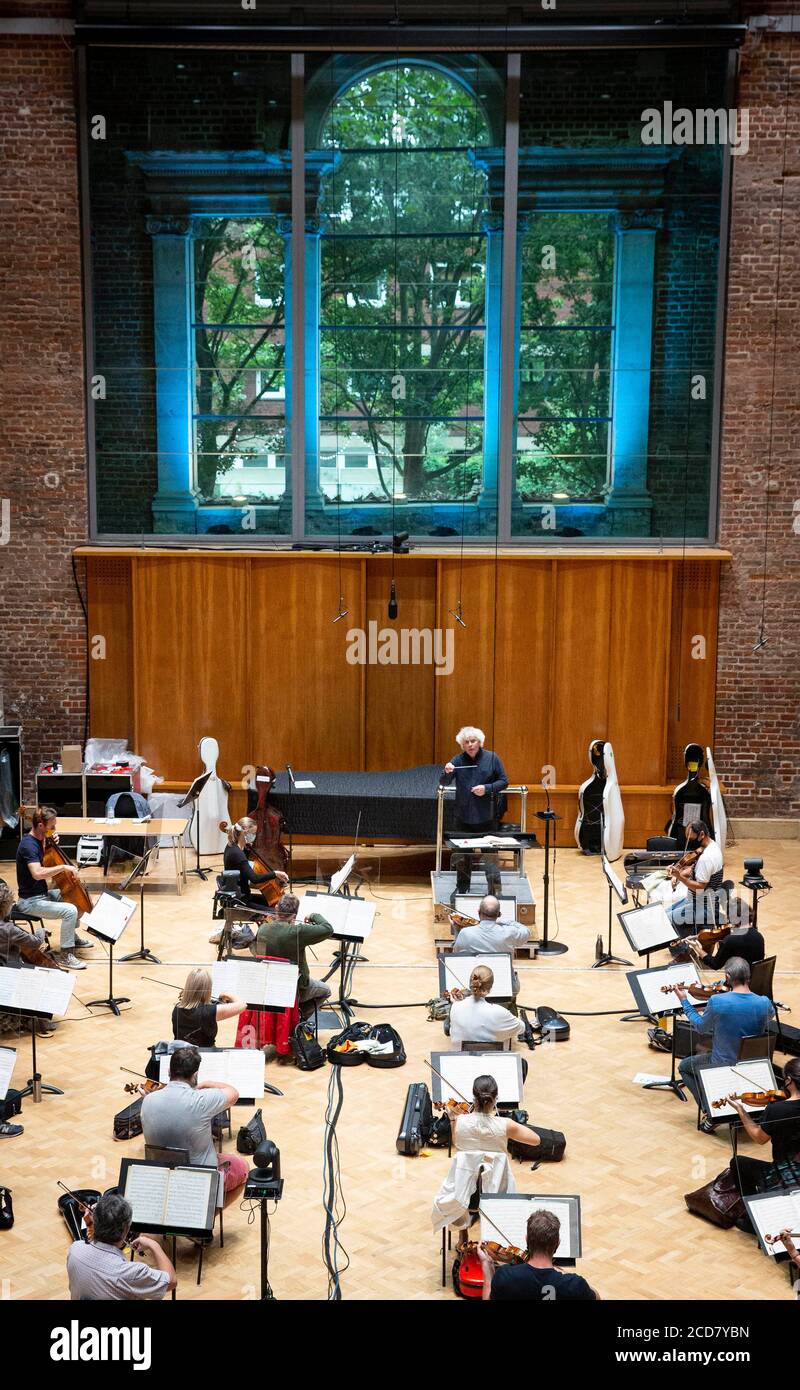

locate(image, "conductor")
[[442, 727, 509, 905]]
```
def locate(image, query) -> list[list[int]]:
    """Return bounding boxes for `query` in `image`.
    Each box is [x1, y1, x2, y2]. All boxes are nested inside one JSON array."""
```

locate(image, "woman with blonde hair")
[[223, 817, 288, 907], [448, 964, 523, 1050], [171, 968, 245, 1048]]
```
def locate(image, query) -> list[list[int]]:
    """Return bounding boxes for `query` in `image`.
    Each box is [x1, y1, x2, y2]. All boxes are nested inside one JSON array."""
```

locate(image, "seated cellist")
[[15, 806, 93, 970], [223, 818, 288, 907]]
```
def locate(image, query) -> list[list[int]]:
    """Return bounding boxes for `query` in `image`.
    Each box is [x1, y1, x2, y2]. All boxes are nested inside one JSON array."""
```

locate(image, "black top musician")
[[442, 726, 509, 905], [223, 818, 288, 906]]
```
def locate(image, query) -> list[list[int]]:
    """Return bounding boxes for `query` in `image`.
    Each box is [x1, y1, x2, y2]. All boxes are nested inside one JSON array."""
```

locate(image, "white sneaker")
[[74, 934, 95, 953], [57, 951, 87, 971]]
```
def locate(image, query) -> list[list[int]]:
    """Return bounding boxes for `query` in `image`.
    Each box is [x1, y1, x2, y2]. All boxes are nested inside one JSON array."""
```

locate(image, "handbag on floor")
[[684, 1166, 745, 1228], [0, 1187, 13, 1231]]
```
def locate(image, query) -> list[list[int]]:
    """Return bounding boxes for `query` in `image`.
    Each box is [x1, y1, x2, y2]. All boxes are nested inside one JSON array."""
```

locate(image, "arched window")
[[312, 62, 496, 535]]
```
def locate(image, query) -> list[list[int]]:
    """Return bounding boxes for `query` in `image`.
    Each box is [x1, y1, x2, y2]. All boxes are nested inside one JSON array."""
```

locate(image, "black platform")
[[248, 765, 455, 841]]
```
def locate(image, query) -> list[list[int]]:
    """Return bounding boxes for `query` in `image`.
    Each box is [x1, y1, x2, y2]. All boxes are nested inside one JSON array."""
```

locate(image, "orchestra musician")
[[252, 893, 334, 1019], [448, 965, 524, 1050], [647, 819, 723, 940], [452, 895, 529, 1000], [674, 958, 774, 1133], [772, 1230, 800, 1275], [728, 1057, 800, 1209], [683, 897, 765, 972], [66, 1192, 177, 1301], [478, 1209, 600, 1301], [431, 1074, 540, 1244], [15, 806, 93, 969], [140, 1045, 248, 1201], [223, 817, 288, 905], [442, 727, 508, 905], [172, 968, 246, 1048]]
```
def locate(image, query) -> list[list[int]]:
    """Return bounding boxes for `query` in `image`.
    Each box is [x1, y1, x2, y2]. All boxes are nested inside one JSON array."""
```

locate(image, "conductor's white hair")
[[456, 726, 485, 748]]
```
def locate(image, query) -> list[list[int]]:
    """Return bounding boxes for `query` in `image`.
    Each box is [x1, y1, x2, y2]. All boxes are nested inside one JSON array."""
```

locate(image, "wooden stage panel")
[[550, 560, 613, 785], [131, 556, 249, 784], [365, 558, 437, 771], [434, 558, 500, 759], [492, 559, 554, 785], [608, 561, 673, 785], [86, 555, 134, 745], [667, 560, 720, 781]]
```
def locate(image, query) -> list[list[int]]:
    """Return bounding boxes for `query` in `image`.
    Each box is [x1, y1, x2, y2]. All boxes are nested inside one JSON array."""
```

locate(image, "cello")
[[218, 820, 284, 910], [19, 805, 93, 915], [251, 766, 289, 874]]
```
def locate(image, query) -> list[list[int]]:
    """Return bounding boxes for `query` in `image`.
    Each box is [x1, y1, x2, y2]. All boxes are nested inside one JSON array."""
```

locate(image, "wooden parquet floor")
[[2, 839, 798, 1302]]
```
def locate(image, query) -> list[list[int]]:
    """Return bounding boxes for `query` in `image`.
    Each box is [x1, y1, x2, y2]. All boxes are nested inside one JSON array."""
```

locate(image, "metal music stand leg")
[[120, 847, 161, 964], [86, 944, 130, 1017], [18, 1023, 63, 1103], [593, 884, 632, 969], [188, 798, 209, 882], [643, 1023, 687, 1102]]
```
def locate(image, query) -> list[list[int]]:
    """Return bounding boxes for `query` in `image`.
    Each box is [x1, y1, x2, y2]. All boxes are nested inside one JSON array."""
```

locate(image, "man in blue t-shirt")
[[676, 956, 774, 1132], [479, 1208, 598, 1301], [15, 807, 94, 970]]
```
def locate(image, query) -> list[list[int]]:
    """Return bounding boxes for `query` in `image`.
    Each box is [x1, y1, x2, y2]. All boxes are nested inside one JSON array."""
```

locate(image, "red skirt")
[[234, 955, 299, 1057]]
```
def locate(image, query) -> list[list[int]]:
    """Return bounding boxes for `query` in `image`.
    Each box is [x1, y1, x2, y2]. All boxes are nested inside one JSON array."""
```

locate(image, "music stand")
[[84, 890, 137, 1016], [299, 891, 375, 1025], [177, 771, 213, 881], [1, 965, 75, 1103], [110, 844, 161, 964], [626, 960, 704, 1102], [533, 786, 565, 956], [594, 848, 631, 969]]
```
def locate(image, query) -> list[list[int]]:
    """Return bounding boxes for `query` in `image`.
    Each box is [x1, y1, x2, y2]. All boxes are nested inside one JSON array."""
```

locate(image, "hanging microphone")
[[388, 579, 398, 620], [333, 597, 349, 623], [448, 601, 467, 628]]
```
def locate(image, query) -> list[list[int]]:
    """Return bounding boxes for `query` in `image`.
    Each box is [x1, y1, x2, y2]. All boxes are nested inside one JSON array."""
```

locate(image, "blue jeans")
[[678, 1051, 716, 1111], [17, 889, 78, 950]]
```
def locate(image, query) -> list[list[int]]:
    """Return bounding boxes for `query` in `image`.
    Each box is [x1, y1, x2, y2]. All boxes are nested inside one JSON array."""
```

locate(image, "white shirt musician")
[[648, 819, 723, 929], [448, 965, 524, 1050]]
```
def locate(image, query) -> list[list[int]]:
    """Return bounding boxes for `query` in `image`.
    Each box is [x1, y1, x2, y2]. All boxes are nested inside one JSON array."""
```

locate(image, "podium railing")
[[435, 784, 529, 874]]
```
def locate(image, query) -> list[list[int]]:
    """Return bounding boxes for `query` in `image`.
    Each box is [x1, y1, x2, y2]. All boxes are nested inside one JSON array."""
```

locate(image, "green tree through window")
[[319, 65, 491, 507]]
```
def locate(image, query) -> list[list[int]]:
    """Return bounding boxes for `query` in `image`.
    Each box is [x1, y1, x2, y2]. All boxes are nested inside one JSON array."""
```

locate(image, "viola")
[[449, 912, 478, 930], [251, 766, 289, 875], [56, 1181, 95, 1238], [713, 1088, 788, 1110], [123, 1079, 165, 1097], [432, 1098, 471, 1114], [696, 924, 731, 948], [661, 980, 728, 1002], [462, 1239, 525, 1265]]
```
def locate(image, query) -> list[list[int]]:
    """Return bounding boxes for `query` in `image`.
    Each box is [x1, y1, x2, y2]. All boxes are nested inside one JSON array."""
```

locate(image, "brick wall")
[[0, 31, 89, 801], [715, 27, 800, 818]]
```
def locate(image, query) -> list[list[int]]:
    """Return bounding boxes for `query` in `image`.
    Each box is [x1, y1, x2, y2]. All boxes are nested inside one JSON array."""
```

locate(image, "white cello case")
[[602, 741, 625, 862], [706, 748, 727, 855], [189, 736, 229, 855]]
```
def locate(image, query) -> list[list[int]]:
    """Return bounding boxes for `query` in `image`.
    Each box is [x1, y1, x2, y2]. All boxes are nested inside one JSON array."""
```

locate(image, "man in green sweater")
[[253, 893, 333, 1018]]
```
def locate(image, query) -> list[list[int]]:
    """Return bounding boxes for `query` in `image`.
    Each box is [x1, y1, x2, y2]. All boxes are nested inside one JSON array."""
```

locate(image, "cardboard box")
[[61, 745, 84, 774]]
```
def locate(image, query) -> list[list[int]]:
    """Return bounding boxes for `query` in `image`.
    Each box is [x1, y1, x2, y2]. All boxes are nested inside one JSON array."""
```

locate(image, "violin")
[[57, 1181, 95, 1238], [661, 980, 728, 1001], [668, 846, 701, 882], [433, 1098, 472, 1114], [449, 912, 479, 930], [695, 924, 732, 949], [461, 1239, 525, 1265], [123, 1079, 165, 1097], [251, 766, 289, 875], [712, 1088, 788, 1110], [219, 819, 285, 909]]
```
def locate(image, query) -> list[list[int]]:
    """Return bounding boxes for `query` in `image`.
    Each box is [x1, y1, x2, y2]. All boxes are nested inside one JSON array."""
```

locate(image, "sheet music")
[[633, 961, 702, 1017], [455, 895, 517, 924], [747, 1193, 800, 1255], [450, 836, 521, 850], [0, 1047, 16, 1102], [434, 1051, 522, 1105], [439, 953, 514, 999], [602, 852, 627, 904], [0, 966, 75, 1017], [124, 1163, 170, 1226], [298, 892, 376, 941], [330, 854, 355, 895], [212, 958, 299, 1010], [164, 1168, 215, 1231], [158, 1048, 265, 1096], [83, 891, 137, 943], [294, 780, 316, 790], [620, 904, 676, 952], [698, 1060, 776, 1119], [480, 1196, 578, 1258]]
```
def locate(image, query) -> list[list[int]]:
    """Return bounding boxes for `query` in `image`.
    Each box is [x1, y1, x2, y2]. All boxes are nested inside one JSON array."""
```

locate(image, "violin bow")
[[424, 1058, 472, 1108], [140, 976, 181, 990], [56, 1180, 92, 1215], [477, 1203, 524, 1255]]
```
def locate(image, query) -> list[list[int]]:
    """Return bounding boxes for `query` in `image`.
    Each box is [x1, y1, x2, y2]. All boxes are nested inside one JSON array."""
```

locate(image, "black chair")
[[212, 870, 241, 920], [646, 836, 678, 852], [737, 1032, 775, 1063], [10, 906, 44, 934], [750, 956, 776, 1000], [460, 1040, 505, 1052]]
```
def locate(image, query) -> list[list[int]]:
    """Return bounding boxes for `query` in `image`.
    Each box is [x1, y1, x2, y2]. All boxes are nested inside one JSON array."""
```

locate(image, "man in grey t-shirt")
[[141, 1045, 249, 1195]]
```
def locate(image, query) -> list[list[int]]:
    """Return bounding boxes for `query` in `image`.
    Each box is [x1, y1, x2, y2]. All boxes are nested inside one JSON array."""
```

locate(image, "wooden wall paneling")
[[666, 561, 720, 781], [132, 557, 249, 784], [607, 561, 673, 784], [549, 560, 613, 785], [249, 556, 365, 772], [86, 557, 134, 745], [491, 560, 554, 786], [434, 559, 499, 763], [364, 559, 437, 770]]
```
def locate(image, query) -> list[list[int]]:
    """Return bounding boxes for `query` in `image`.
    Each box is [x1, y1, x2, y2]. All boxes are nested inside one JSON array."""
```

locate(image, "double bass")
[[251, 766, 289, 875]]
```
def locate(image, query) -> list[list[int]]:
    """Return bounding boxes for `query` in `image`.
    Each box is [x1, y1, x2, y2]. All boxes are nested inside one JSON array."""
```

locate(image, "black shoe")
[[0, 1122, 23, 1139], [699, 1118, 716, 1135]]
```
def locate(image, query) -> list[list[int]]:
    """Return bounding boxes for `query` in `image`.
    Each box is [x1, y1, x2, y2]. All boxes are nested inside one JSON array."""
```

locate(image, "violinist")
[[729, 1058, 800, 1208], [252, 892, 334, 1019], [675, 957, 774, 1133], [448, 965, 524, 1051], [67, 1192, 176, 1301], [651, 819, 723, 937], [15, 806, 93, 970], [683, 897, 765, 972], [172, 968, 246, 1048], [452, 895, 530, 967], [224, 818, 289, 906], [479, 1209, 599, 1302], [431, 1074, 540, 1243], [141, 1046, 248, 1200]]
